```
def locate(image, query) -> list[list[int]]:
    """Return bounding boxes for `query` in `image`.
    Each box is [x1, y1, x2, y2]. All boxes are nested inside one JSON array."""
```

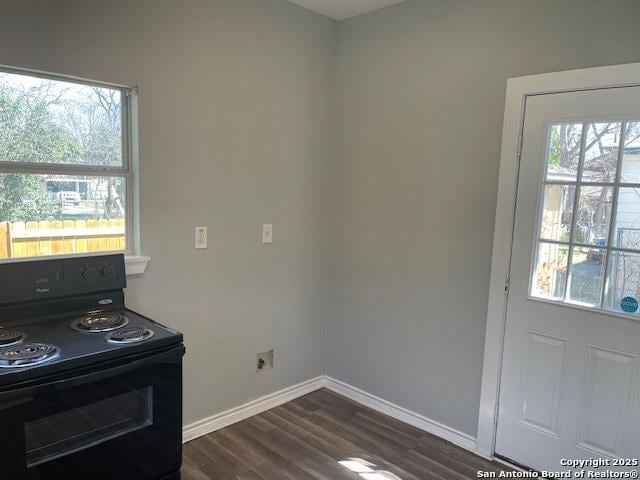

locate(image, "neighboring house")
[[45, 176, 115, 218]]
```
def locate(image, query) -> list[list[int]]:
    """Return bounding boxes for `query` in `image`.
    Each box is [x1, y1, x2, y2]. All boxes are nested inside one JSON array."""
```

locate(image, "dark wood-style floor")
[[182, 388, 511, 480]]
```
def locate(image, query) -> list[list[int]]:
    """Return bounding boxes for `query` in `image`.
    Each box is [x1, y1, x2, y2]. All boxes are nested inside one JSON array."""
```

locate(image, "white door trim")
[[476, 62, 640, 458]]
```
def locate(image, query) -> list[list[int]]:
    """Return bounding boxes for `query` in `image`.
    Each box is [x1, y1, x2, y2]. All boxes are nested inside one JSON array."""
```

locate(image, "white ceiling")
[[287, 0, 407, 20]]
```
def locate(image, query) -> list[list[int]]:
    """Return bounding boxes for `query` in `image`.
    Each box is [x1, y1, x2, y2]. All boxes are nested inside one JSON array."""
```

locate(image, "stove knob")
[[82, 267, 98, 282], [101, 265, 116, 279]]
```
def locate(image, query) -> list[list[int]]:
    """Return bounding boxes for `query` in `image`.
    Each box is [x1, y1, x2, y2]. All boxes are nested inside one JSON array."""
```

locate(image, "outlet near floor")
[[257, 349, 274, 371]]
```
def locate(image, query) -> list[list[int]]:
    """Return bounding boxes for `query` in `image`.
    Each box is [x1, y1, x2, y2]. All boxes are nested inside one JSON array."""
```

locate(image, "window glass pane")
[[539, 184, 575, 242], [604, 251, 640, 316], [581, 122, 621, 183], [531, 242, 569, 300], [568, 247, 606, 306], [620, 121, 640, 184], [546, 123, 582, 181], [612, 187, 640, 250], [0, 72, 122, 167], [574, 186, 613, 246], [0, 173, 126, 259]]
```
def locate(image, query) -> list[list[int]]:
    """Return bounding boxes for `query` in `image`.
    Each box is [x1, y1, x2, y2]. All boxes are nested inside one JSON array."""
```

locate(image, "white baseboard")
[[323, 377, 478, 454], [182, 375, 478, 456], [182, 376, 325, 443]]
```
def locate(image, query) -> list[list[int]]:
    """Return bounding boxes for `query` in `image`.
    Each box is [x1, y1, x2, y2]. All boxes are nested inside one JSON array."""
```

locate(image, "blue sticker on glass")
[[620, 297, 638, 313]]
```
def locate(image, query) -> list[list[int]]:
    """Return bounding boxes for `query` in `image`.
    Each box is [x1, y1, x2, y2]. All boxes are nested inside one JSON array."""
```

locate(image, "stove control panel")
[[0, 254, 126, 304]]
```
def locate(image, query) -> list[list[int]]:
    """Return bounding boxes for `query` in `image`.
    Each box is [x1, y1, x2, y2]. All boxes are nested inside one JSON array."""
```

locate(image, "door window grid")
[[532, 120, 640, 316]]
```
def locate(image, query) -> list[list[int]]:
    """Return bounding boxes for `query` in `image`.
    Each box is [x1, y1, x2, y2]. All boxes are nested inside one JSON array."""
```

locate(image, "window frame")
[[529, 118, 640, 318], [0, 65, 141, 264]]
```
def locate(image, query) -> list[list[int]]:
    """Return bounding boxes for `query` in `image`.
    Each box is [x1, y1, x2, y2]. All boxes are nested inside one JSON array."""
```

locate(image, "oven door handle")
[[0, 345, 184, 403]]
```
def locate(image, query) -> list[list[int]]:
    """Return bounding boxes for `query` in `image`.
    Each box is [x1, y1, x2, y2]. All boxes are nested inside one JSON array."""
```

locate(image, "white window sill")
[[125, 255, 150, 276]]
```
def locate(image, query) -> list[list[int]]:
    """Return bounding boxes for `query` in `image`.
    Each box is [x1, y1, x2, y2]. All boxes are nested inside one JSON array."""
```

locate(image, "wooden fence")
[[0, 219, 125, 259]]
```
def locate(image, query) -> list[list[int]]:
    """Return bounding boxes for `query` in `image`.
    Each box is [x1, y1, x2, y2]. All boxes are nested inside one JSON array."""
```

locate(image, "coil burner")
[[106, 327, 154, 344], [0, 343, 60, 368], [71, 313, 129, 332], [0, 330, 26, 347]]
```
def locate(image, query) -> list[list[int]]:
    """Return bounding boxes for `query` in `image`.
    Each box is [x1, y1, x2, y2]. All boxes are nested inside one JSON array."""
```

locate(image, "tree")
[[61, 87, 125, 218], [0, 75, 125, 224], [0, 77, 81, 222], [548, 123, 581, 171]]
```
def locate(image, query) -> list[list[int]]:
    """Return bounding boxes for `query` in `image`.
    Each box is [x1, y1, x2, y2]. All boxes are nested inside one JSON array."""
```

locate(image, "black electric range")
[[0, 254, 184, 480]]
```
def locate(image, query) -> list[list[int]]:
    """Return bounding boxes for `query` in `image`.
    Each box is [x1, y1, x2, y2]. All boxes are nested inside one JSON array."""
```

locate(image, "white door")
[[496, 86, 640, 472]]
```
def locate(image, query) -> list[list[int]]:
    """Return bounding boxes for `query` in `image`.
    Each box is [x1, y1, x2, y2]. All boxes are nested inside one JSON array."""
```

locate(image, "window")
[[0, 67, 135, 261], [531, 121, 640, 317]]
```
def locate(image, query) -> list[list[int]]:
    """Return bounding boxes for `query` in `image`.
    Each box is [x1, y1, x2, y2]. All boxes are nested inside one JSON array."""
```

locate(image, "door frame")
[[476, 62, 640, 459]]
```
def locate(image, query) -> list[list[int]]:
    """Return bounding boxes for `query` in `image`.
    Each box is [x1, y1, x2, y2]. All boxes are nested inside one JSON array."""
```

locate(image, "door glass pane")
[[539, 184, 575, 242], [532, 117, 640, 316], [546, 123, 582, 181], [0, 72, 123, 167], [25, 387, 153, 467], [620, 122, 640, 184], [612, 187, 640, 249], [0, 173, 126, 259], [581, 122, 621, 183], [574, 186, 613, 246], [568, 247, 606, 306], [604, 250, 640, 316], [531, 242, 569, 300]]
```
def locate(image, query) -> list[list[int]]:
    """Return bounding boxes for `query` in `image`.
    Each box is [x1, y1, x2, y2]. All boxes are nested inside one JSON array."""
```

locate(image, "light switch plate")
[[195, 227, 208, 249], [262, 224, 273, 244]]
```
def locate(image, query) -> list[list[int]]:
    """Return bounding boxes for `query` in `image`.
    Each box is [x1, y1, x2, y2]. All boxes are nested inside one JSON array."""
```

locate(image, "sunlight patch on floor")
[[338, 458, 402, 480]]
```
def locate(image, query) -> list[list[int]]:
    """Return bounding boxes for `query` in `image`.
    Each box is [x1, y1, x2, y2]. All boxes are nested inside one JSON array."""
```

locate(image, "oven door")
[[0, 345, 183, 480]]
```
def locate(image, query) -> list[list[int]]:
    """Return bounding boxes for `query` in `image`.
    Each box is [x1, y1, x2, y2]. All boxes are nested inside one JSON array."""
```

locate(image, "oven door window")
[[25, 386, 153, 467]]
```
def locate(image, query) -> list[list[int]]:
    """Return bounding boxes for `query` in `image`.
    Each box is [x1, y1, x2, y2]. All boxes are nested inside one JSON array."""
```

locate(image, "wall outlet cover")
[[262, 224, 273, 244], [195, 226, 208, 249]]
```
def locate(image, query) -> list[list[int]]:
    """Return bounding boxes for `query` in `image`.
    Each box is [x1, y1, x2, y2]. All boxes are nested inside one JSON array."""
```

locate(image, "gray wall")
[[329, 0, 640, 436], [0, 0, 336, 425], [4, 0, 640, 441]]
